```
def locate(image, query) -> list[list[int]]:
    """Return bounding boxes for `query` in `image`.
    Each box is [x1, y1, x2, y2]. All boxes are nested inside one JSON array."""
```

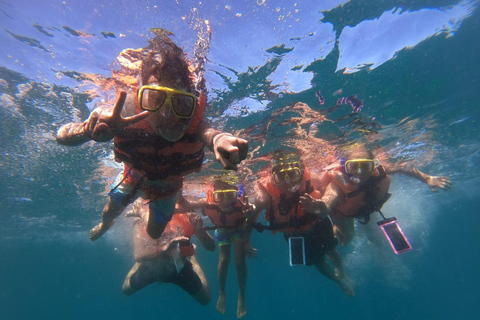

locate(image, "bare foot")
[[216, 293, 226, 314], [89, 221, 114, 241], [237, 294, 246, 319]]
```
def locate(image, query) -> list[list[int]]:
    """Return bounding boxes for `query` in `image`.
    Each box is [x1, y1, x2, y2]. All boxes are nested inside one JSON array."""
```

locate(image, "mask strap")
[[340, 157, 352, 177], [237, 184, 244, 199]]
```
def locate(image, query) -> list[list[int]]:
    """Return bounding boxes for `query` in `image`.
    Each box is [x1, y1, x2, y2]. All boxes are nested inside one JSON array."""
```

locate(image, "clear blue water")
[[1, 0, 479, 319]]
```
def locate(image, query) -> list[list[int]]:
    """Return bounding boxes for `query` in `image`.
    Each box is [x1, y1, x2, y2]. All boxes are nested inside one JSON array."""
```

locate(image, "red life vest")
[[203, 185, 247, 229], [328, 165, 390, 219], [259, 167, 321, 233], [113, 92, 206, 181]]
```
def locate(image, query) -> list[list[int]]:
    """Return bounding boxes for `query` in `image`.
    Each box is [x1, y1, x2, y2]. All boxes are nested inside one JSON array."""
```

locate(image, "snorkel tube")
[[237, 183, 244, 200], [340, 157, 349, 176]]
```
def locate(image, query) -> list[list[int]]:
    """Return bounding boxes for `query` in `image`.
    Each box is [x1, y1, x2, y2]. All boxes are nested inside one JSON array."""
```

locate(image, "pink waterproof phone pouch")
[[377, 218, 412, 254]]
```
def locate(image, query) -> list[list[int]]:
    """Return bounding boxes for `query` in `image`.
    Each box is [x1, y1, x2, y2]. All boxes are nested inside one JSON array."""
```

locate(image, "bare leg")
[[325, 249, 355, 296], [217, 244, 231, 314], [331, 214, 355, 246], [90, 198, 125, 241], [189, 256, 211, 305], [361, 217, 384, 247], [360, 218, 387, 262], [315, 256, 337, 281], [146, 218, 168, 239], [122, 262, 142, 295], [146, 197, 175, 239], [234, 240, 247, 319], [121, 262, 159, 296]]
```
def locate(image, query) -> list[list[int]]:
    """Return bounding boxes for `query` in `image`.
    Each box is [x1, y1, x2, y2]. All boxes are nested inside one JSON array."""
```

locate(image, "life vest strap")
[[253, 214, 317, 233], [203, 225, 243, 231], [355, 192, 392, 224]]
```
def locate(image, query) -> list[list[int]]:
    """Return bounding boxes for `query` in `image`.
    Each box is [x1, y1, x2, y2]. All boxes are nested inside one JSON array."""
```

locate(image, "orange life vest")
[[163, 212, 195, 238], [259, 167, 321, 233], [329, 165, 391, 220], [135, 211, 195, 258], [113, 92, 206, 181], [203, 186, 247, 229]]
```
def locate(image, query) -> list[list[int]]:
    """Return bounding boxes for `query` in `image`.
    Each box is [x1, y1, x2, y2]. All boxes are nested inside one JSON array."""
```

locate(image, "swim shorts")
[[284, 217, 338, 266], [214, 227, 245, 246], [164, 260, 203, 295], [108, 172, 178, 223], [129, 260, 203, 295]]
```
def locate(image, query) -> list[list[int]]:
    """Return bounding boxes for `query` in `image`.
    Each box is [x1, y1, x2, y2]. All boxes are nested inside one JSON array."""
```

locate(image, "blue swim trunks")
[[214, 228, 245, 246], [108, 172, 178, 223]]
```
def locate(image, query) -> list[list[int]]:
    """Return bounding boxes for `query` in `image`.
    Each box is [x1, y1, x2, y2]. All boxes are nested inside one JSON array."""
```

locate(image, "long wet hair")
[[140, 34, 193, 92]]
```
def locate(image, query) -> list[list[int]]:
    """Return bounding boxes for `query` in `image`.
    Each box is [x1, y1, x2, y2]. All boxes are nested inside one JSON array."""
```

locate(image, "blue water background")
[[1, 1, 479, 319]]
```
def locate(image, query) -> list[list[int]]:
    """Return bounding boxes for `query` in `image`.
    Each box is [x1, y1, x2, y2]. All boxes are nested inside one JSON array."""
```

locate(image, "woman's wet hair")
[[340, 145, 375, 160], [270, 149, 305, 175], [211, 172, 240, 191], [271, 149, 302, 165], [140, 34, 193, 92], [212, 180, 238, 191]]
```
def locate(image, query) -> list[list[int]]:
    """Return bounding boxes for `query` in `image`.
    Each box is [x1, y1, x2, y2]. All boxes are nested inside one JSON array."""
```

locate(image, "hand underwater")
[[244, 240, 258, 260], [426, 175, 452, 192], [213, 133, 249, 170], [186, 211, 204, 231], [163, 236, 191, 253], [299, 194, 328, 218]]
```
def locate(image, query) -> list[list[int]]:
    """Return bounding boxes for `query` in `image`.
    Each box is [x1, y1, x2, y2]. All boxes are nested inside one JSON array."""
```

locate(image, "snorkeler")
[[244, 150, 355, 296], [178, 173, 256, 319], [301, 145, 452, 246], [55, 33, 248, 241], [122, 199, 215, 304]]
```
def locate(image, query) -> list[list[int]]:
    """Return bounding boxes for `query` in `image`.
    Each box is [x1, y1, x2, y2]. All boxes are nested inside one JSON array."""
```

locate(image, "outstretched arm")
[[56, 91, 148, 146], [197, 120, 249, 170], [188, 212, 215, 252], [385, 166, 452, 192]]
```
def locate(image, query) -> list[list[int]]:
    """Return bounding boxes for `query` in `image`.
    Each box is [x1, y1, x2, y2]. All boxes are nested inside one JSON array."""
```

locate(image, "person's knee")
[[191, 285, 211, 305], [146, 220, 167, 239], [219, 253, 230, 266], [123, 265, 149, 295], [122, 278, 136, 296]]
